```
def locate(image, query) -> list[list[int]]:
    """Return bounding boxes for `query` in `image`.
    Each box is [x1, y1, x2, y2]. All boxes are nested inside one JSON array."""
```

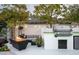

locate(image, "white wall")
[[42, 33, 73, 50], [42, 28, 74, 50], [15, 24, 49, 36], [42, 33, 57, 49]]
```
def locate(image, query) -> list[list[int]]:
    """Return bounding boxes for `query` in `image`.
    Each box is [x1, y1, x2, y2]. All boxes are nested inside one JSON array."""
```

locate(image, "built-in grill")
[[55, 32, 72, 37], [53, 25, 72, 37]]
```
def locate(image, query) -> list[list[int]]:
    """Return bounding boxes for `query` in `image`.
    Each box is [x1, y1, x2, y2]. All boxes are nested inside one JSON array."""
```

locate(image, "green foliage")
[[0, 28, 7, 37], [0, 4, 29, 39], [34, 4, 64, 26], [0, 4, 29, 28], [35, 37, 43, 46], [64, 4, 79, 24], [0, 45, 10, 51]]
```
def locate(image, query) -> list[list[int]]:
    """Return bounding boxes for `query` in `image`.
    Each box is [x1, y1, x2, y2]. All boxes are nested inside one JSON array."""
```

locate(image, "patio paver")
[[0, 43, 79, 55]]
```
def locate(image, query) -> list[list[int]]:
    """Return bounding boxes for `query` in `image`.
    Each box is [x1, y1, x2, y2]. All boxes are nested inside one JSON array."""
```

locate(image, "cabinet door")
[[58, 40, 67, 49], [73, 36, 79, 49]]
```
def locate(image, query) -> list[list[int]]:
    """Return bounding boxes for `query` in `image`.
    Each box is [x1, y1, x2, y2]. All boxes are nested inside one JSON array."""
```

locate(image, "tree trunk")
[[50, 24, 52, 28], [11, 26, 16, 40]]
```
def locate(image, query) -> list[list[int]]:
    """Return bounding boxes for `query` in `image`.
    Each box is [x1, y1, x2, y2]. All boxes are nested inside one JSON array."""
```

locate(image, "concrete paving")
[[0, 43, 79, 55]]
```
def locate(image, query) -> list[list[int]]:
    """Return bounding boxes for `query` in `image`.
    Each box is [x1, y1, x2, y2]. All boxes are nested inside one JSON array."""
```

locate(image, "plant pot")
[[37, 45, 41, 47]]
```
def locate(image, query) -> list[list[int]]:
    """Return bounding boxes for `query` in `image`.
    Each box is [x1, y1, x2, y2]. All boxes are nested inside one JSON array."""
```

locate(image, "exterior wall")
[[42, 25, 79, 50], [42, 28, 73, 50], [15, 24, 49, 36], [42, 32, 57, 49], [42, 28, 56, 49]]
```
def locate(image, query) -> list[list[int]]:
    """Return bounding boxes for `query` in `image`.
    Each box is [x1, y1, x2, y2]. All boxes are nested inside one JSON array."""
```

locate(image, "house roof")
[[26, 16, 47, 24]]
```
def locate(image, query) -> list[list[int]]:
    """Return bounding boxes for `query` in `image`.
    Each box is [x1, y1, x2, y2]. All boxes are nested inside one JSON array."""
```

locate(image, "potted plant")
[[31, 41, 36, 45], [31, 39, 36, 45], [35, 37, 43, 47]]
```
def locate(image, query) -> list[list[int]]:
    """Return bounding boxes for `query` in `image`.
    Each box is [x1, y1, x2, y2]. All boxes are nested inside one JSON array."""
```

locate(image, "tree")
[[34, 4, 64, 27], [0, 4, 29, 40], [63, 4, 79, 24]]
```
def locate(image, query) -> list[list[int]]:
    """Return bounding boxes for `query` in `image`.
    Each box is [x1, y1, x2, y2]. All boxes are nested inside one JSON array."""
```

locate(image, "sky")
[[27, 4, 36, 14]]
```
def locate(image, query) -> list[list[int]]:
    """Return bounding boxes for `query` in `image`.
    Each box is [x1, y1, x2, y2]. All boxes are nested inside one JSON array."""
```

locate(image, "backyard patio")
[[0, 43, 79, 55], [1, 4, 79, 55]]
